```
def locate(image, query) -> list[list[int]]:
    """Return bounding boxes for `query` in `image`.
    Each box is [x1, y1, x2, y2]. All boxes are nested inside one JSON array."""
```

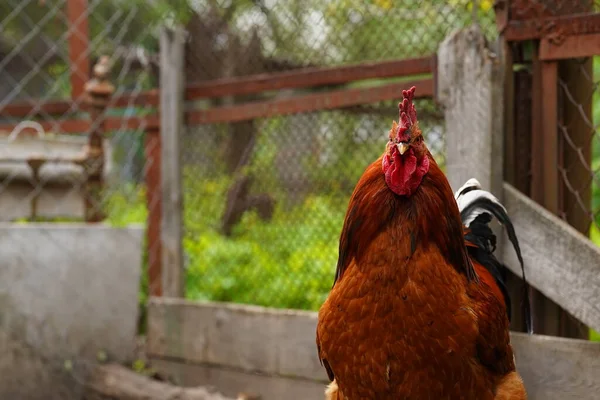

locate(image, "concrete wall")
[[0, 223, 144, 399]]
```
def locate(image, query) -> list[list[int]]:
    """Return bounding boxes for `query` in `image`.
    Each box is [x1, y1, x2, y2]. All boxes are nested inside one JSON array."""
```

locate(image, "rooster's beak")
[[397, 142, 410, 155]]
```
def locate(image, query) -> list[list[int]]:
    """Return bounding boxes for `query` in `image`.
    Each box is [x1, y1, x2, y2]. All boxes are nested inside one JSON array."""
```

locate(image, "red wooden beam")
[[0, 100, 75, 117], [530, 44, 543, 203], [66, 0, 90, 99], [111, 90, 159, 108], [0, 115, 158, 135], [144, 126, 162, 297], [187, 78, 433, 125], [503, 13, 600, 41], [541, 61, 559, 213], [0, 119, 90, 134], [0, 90, 160, 118], [540, 33, 600, 60], [0, 58, 434, 117], [185, 56, 435, 100]]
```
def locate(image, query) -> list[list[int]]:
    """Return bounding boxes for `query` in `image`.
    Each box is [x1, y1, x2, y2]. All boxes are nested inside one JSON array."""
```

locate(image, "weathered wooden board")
[[85, 363, 234, 400], [437, 25, 504, 197], [502, 183, 600, 333], [159, 27, 185, 297], [511, 332, 600, 400], [151, 359, 325, 400], [148, 299, 600, 400], [147, 299, 325, 382]]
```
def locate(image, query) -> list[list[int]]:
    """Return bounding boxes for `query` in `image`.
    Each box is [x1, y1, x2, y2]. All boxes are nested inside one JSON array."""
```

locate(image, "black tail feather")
[[457, 187, 533, 335]]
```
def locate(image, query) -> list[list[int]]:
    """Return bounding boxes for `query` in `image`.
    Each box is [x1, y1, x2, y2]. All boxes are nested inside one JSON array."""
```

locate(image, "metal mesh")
[[182, 100, 445, 310], [557, 57, 600, 237], [179, 0, 496, 310], [185, 0, 498, 82]]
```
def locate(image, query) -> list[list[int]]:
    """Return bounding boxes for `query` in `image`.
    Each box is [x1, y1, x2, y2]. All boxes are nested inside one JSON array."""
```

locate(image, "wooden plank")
[[501, 40, 531, 333], [504, 13, 600, 41], [0, 115, 158, 136], [541, 61, 559, 213], [528, 45, 568, 336], [540, 33, 600, 60], [0, 57, 432, 118], [84, 363, 234, 400], [147, 298, 600, 399], [494, 0, 509, 32], [502, 183, 600, 333], [187, 79, 433, 125], [151, 359, 326, 400], [530, 44, 543, 202], [159, 27, 185, 298], [185, 56, 434, 100], [144, 127, 162, 297], [437, 25, 504, 195], [112, 89, 159, 108], [0, 91, 160, 117], [511, 332, 600, 400], [0, 119, 90, 134], [147, 299, 325, 382], [66, 0, 90, 99], [503, 41, 516, 199], [0, 100, 75, 117]]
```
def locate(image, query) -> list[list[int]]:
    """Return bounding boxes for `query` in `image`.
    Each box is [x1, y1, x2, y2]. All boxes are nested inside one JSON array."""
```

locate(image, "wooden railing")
[[145, 298, 600, 400]]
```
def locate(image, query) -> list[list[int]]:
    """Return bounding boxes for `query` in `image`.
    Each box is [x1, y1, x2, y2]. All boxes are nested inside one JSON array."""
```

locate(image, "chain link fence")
[[181, 0, 497, 310], [183, 100, 445, 310], [185, 0, 498, 82], [558, 57, 600, 237]]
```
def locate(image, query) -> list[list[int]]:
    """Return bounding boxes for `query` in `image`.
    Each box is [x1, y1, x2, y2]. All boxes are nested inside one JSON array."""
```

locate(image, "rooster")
[[316, 87, 527, 399]]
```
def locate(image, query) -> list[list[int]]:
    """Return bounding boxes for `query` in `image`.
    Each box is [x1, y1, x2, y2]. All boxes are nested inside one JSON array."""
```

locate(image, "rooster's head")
[[381, 86, 430, 197]]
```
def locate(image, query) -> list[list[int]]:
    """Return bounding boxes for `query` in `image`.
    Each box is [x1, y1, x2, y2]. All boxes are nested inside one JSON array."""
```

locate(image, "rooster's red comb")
[[398, 86, 417, 136]]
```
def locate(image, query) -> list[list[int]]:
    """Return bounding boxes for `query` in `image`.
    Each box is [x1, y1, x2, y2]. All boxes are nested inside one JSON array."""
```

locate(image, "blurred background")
[[0, 0, 501, 313], [0, 0, 599, 399]]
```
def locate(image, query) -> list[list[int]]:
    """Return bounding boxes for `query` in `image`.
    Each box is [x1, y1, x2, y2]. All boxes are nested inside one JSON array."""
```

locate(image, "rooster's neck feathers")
[[333, 156, 476, 286]]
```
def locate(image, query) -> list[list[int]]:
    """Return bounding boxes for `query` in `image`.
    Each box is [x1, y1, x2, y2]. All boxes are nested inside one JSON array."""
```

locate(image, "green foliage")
[[104, 171, 346, 312], [104, 184, 148, 227], [185, 193, 344, 310], [179, 166, 346, 310]]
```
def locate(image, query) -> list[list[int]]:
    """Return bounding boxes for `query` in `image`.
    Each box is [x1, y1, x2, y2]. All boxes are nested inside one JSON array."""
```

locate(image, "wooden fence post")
[[67, 0, 90, 100], [437, 24, 505, 197], [84, 56, 114, 222], [159, 27, 185, 297], [145, 125, 162, 297]]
